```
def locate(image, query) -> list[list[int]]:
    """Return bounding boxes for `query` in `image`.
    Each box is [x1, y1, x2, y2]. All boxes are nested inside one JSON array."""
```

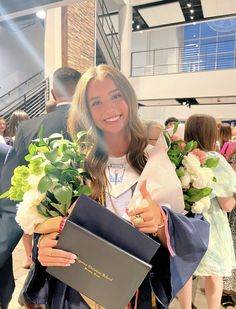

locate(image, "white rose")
[[192, 196, 211, 214], [192, 167, 214, 189], [15, 189, 47, 234], [182, 153, 201, 175], [180, 173, 191, 189]]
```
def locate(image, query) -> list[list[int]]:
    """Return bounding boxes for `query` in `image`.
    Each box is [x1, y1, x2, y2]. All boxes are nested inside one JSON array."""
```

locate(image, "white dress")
[[195, 152, 236, 276]]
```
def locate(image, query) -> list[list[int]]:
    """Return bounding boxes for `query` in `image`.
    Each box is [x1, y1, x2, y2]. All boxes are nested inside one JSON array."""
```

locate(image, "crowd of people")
[[0, 64, 236, 309]]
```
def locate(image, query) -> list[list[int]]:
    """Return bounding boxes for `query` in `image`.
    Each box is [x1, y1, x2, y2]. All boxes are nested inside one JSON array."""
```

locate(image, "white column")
[[44, 7, 63, 83], [119, 1, 132, 77]]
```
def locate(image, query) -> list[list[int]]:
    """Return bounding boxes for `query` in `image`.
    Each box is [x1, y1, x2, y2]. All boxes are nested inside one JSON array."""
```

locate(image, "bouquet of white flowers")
[[0, 130, 91, 234], [164, 124, 219, 213]]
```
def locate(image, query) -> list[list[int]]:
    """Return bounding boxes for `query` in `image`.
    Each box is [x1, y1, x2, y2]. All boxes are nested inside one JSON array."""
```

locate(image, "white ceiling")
[[139, 2, 184, 27], [201, 0, 236, 18]]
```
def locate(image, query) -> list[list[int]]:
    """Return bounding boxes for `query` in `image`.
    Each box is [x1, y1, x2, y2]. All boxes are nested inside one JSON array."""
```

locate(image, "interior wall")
[[0, 19, 44, 97], [129, 69, 236, 99], [139, 104, 236, 125]]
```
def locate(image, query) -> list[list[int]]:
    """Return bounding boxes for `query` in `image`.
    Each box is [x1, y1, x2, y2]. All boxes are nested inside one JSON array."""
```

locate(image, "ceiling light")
[[136, 24, 140, 30], [36, 10, 46, 19], [190, 9, 194, 14], [187, 2, 192, 8], [190, 16, 194, 20], [132, 20, 134, 24]]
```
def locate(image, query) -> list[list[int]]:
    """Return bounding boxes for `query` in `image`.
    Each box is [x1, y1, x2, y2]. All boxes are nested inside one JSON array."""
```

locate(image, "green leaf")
[[38, 127, 48, 147], [0, 190, 10, 199], [48, 210, 61, 217], [38, 176, 53, 193], [44, 148, 58, 162], [36, 204, 51, 217], [44, 163, 60, 177], [74, 185, 92, 196], [176, 168, 185, 178], [185, 187, 212, 202], [205, 157, 220, 169], [184, 141, 195, 153], [28, 143, 37, 155], [48, 133, 63, 140], [76, 131, 88, 141], [53, 161, 69, 169], [54, 185, 72, 205], [172, 121, 179, 135], [50, 202, 67, 216], [163, 131, 171, 148]]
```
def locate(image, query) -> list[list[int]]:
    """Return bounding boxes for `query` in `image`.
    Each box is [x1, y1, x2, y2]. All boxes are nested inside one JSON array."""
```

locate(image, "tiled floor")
[[9, 242, 230, 309]]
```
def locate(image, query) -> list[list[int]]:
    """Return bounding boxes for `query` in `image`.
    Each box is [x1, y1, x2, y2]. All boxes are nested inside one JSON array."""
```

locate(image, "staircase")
[[0, 72, 49, 122], [96, 0, 120, 68]]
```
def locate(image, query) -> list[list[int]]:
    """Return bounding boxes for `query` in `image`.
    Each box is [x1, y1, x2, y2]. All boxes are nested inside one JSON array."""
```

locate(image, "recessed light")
[[190, 9, 194, 14], [187, 3, 192, 8], [36, 10, 46, 19], [190, 16, 194, 20], [136, 24, 140, 29]]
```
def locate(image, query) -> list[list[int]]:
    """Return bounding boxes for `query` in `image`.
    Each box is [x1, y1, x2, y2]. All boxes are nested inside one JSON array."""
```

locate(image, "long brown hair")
[[218, 124, 232, 149], [9, 110, 29, 137], [184, 114, 217, 151], [68, 64, 148, 199]]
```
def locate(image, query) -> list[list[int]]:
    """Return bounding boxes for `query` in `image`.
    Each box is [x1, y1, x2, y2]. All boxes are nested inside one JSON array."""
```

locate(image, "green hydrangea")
[[8, 166, 31, 201]]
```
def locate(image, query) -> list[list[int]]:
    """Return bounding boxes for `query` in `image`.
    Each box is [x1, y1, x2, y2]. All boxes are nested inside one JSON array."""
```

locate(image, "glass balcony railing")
[[131, 37, 236, 77]]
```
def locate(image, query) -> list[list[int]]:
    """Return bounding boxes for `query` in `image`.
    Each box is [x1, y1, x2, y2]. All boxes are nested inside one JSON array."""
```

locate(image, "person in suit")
[[13, 67, 81, 272], [0, 144, 23, 309], [14, 67, 81, 165]]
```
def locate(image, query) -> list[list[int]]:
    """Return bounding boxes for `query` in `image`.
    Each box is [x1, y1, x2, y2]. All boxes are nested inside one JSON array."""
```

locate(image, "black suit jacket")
[[14, 104, 71, 165], [0, 145, 23, 308]]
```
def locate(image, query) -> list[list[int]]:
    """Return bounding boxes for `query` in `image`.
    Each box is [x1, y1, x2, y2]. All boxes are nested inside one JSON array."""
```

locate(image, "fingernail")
[[69, 259, 76, 264], [71, 254, 77, 259]]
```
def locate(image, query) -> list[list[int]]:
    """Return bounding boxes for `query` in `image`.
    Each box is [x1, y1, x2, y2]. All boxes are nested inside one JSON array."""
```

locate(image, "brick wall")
[[62, 0, 95, 74]]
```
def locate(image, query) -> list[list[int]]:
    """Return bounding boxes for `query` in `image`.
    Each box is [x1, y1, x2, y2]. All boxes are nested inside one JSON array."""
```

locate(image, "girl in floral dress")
[[184, 114, 236, 309]]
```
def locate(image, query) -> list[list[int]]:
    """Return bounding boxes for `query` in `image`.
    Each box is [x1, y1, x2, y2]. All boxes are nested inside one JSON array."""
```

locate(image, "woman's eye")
[[90, 100, 101, 107], [111, 93, 122, 100]]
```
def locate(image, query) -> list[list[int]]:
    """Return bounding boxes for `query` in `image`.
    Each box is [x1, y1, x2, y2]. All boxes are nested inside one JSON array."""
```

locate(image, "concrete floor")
[[8, 242, 229, 309]]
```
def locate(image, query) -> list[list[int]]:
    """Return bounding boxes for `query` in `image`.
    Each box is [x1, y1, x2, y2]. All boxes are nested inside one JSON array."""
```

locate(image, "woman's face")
[[0, 119, 6, 135], [148, 126, 161, 146], [86, 76, 129, 135]]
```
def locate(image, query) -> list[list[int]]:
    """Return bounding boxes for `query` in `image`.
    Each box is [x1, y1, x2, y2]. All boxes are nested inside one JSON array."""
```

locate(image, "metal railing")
[[131, 38, 236, 77], [97, 0, 120, 66], [0, 71, 44, 101], [0, 77, 49, 122]]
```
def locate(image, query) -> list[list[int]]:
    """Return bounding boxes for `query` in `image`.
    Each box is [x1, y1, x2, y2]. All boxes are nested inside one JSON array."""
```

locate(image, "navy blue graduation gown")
[[22, 208, 209, 309]]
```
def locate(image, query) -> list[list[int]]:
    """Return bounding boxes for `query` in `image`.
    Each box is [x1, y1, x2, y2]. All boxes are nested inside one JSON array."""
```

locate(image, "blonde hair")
[[184, 114, 217, 151], [68, 64, 147, 199]]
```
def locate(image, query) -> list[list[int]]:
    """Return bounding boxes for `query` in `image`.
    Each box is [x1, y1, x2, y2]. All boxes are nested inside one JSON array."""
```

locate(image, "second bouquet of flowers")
[[164, 124, 219, 213], [0, 130, 91, 234]]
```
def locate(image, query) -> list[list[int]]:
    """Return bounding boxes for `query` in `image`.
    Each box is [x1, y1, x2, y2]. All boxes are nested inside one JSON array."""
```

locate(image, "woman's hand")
[[127, 180, 164, 234], [38, 232, 77, 267]]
